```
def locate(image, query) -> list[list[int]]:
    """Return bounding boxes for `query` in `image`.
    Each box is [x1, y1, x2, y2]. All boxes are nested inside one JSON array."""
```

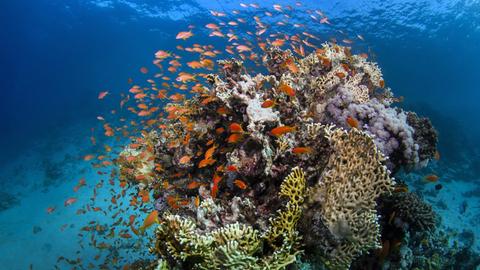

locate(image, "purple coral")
[[324, 86, 420, 170]]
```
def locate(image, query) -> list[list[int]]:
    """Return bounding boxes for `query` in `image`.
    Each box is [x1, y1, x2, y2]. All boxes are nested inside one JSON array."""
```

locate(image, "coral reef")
[[150, 167, 306, 269], [116, 43, 442, 269]]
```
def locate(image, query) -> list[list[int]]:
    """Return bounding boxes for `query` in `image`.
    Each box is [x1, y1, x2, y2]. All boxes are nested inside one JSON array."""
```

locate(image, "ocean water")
[[0, 0, 479, 269]]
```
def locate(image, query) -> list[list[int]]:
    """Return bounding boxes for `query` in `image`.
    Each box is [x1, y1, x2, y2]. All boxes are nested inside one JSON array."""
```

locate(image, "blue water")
[[0, 0, 479, 269]]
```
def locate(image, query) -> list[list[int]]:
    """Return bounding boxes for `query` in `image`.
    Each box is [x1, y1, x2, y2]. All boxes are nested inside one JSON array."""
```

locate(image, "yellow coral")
[[265, 167, 306, 248], [309, 127, 395, 269]]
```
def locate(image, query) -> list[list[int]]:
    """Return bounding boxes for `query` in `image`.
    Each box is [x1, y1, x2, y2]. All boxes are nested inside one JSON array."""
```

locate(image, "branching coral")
[[151, 167, 307, 270]]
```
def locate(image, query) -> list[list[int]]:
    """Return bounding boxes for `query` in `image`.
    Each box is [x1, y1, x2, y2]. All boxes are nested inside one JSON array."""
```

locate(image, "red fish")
[[292, 147, 312, 155], [98, 91, 109, 99], [261, 99, 275, 108], [278, 83, 295, 97], [424, 174, 439, 183], [64, 197, 77, 207], [233, 179, 247, 190], [229, 123, 244, 133], [270, 125, 296, 137], [176, 31, 193, 40], [346, 116, 359, 129]]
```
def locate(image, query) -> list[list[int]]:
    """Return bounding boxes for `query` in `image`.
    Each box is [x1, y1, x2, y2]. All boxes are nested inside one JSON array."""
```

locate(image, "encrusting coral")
[[116, 42, 439, 270]]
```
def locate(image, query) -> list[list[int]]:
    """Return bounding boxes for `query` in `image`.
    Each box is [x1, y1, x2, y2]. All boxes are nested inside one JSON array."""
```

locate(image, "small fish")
[[98, 91, 109, 99], [233, 179, 248, 189], [83, 154, 95, 161], [176, 72, 195, 83], [229, 123, 244, 133], [346, 116, 359, 129], [227, 165, 238, 172], [271, 39, 285, 47], [205, 23, 219, 30], [236, 45, 251, 52], [261, 99, 275, 108], [140, 67, 148, 74], [64, 197, 77, 207], [278, 83, 295, 97], [211, 174, 222, 198], [198, 158, 216, 168], [393, 185, 409, 193], [284, 58, 299, 73], [292, 147, 312, 155], [176, 31, 194, 40], [424, 174, 439, 182], [205, 145, 216, 159], [46, 206, 56, 214], [139, 210, 159, 233], [270, 125, 296, 137], [155, 50, 170, 59], [179, 155, 191, 164], [227, 133, 243, 144], [187, 181, 203, 190], [434, 150, 441, 160]]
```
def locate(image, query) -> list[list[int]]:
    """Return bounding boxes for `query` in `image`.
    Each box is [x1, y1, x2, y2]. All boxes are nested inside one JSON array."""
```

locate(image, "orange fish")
[[236, 45, 251, 52], [46, 207, 56, 214], [278, 83, 295, 97], [139, 210, 158, 233], [64, 197, 77, 207], [346, 116, 359, 129], [270, 125, 296, 137], [155, 50, 170, 59], [424, 174, 439, 183], [176, 31, 193, 40], [140, 67, 148, 74], [179, 155, 191, 164], [211, 174, 222, 198], [176, 72, 195, 82], [205, 145, 216, 159], [120, 233, 132, 239], [98, 91, 109, 99], [187, 181, 203, 189], [227, 165, 238, 172], [271, 39, 285, 47], [434, 150, 440, 160], [292, 147, 312, 154], [83, 154, 95, 161], [198, 158, 216, 168], [233, 179, 248, 190], [227, 133, 243, 144], [187, 61, 203, 69], [229, 123, 244, 133], [284, 58, 299, 73], [261, 99, 275, 108], [169, 93, 185, 102]]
